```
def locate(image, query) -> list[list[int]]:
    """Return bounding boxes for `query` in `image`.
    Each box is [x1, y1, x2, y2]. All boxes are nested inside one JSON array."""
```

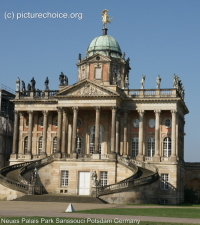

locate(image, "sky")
[[0, 0, 199, 162]]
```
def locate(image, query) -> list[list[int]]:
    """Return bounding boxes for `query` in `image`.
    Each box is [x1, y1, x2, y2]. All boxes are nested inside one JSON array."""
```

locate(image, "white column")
[[27, 110, 33, 155], [171, 110, 177, 158], [42, 110, 48, 155], [154, 110, 161, 158], [111, 107, 116, 153], [94, 107, 100, 154], [137, 110, 144, 160], [123, 110, 128, 155], [56, 107, 63, 153], [12, 110, 19, 154], [61, 109, 68, 155], [72, 107, 78, 153]]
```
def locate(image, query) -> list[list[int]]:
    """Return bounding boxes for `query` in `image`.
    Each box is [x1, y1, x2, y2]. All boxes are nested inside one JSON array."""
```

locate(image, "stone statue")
[[173, 74, 179, 89], [122, 52, 126, 59], [21, 80, 26, 95], [140, 75, 146, 89], [16, 77, 20, 92], [156, 75, 161, 89], [30, 77, 36, 91], [78, 53, 81, 61], [102, 9, 112, 28], [27, 83, 31, 91], [44, 77, 49, 90], [124, 75, 129, 89], [91, 171, 97, 186], [64, 75, 68, 86], [59, 72, 65, 86]]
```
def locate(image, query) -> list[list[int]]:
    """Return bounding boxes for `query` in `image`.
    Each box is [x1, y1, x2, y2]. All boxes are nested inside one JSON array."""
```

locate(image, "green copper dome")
[[87, 35, 122, 58]]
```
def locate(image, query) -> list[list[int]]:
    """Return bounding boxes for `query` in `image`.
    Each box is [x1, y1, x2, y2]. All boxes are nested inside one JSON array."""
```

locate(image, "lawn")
[[75, 207, 200, 219]]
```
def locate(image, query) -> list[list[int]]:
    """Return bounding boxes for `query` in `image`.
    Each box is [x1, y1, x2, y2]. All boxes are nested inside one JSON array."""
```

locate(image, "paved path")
[[0, 201, 200, 224]]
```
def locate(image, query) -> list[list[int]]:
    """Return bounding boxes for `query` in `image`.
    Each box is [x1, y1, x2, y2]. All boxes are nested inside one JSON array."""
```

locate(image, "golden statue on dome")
[[102, 9, 112, 28]]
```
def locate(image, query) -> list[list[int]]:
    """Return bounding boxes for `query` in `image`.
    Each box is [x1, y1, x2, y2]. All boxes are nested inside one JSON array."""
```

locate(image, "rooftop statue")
[[156, 75, 161, 89], [16, 77, 20, 92], [44, 77, 49, 91], [140, 75, 146, 89], [30, 77, 36, 91], [102, 9, 112, 28]]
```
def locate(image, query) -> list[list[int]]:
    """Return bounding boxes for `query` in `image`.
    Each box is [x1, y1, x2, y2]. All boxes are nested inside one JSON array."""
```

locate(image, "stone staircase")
[[12, 194, 107, 204], [96, 156, 159, 196], [0, 156, 54, 194], [0, 155, 158, 201]]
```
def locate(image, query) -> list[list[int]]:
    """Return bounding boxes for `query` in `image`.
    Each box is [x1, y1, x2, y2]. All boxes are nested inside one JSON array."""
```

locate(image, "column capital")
[[27, 110, 33, 115], [171, 109, 177, 114], [14, 110, 19, 115], [57, 107, 63, 113], [111, 106, 117, 111], [138, 110, 145, 117], [154, 110, 161, 115], [72, 106, 79, 112], [94, 106, 101, 111], [42, 110, 48, 116]]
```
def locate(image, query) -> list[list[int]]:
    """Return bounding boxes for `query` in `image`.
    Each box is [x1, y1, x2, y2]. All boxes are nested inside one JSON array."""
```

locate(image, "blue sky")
[[0, 0, 199, 162]]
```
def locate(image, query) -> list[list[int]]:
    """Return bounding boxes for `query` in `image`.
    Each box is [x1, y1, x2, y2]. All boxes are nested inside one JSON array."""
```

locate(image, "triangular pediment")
[[55, 79, 120, 98]]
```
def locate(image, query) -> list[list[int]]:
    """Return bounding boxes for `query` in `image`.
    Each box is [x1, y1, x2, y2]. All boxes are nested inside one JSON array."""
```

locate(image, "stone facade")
[[6, 25, 189, 204]]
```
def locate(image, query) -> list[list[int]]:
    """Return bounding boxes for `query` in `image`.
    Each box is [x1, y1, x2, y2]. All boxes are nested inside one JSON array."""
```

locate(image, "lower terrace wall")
[[0, 184, 25, 200]]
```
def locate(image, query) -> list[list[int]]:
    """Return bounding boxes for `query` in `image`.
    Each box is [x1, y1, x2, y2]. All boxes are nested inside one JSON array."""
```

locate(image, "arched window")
[[90, 125, 102, 154], [24, 136, 28, 154], [53, 136, 57, 153], [38, 136, 43, 155], [163, 137, 171, 157], [147, 137, 155, 157], [131, 137, 138, 157], [76, 137, 82, 154]]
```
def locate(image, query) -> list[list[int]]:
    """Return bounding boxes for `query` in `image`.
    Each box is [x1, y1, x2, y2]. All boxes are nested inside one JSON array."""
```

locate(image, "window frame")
[[60, 170, 69, 187], [160, 174, 169, 190]]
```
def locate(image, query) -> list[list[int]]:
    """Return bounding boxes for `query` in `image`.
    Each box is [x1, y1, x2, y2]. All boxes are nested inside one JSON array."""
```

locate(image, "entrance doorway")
[[78, 172, 90, 195]]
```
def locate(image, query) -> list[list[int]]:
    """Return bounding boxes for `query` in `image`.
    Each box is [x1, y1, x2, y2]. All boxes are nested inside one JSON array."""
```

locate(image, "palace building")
[[0, 11, 189, 204]]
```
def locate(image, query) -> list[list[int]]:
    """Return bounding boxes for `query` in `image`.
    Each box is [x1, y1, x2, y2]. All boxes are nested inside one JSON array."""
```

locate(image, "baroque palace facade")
[[0, 13, 189, 204]]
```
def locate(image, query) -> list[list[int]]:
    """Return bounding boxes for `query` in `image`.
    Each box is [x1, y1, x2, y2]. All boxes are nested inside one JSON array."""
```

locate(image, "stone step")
[[12, 194, 107, 204]]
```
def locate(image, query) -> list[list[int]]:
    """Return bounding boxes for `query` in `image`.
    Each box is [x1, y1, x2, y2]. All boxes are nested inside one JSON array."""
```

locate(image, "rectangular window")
[[161, 174, 169, 190], [95, 67, 102, 79], [100, 171, 108, 186], [61, 171, 68, 187]]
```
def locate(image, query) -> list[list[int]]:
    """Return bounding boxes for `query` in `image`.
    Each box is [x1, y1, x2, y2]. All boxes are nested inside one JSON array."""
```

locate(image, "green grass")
[[75, 208, 200, 219], [0, 217, 195, 225]]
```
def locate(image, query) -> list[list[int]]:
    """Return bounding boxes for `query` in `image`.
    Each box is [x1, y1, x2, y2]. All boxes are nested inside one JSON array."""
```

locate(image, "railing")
[[19, 156, 54, 186], [128, 88, 181, 98], [97, 156, 158, 196], [0, 156, 54, 194], [18, 90, 59, 99]]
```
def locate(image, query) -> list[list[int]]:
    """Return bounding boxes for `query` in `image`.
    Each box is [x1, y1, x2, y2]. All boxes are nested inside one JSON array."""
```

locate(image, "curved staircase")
[[0, 155, 159, 200], [0, 156, 53, 195], [97, 156, 159, 196]]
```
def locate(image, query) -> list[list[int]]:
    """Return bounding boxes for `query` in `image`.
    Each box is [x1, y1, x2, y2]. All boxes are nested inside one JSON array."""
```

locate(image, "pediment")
[[55, 80, 120, 98], [86, 53, 111, 63]]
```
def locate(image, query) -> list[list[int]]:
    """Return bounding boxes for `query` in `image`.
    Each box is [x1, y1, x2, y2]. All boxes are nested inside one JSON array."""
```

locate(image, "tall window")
[[24, 136, 28, 154], [76, 137, 82, 154], [38, 136, 43, 155], [147, 137, 155, 157], [90, 125, 102, 154], [95, 67, 102, 79], [163, 137, 171, 157], [61, 170, 68, 187], [161, 174, 169, 190], [53, 137, 57, 153], [100, 171, 108, 186], [132, 137, 138, 157]]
